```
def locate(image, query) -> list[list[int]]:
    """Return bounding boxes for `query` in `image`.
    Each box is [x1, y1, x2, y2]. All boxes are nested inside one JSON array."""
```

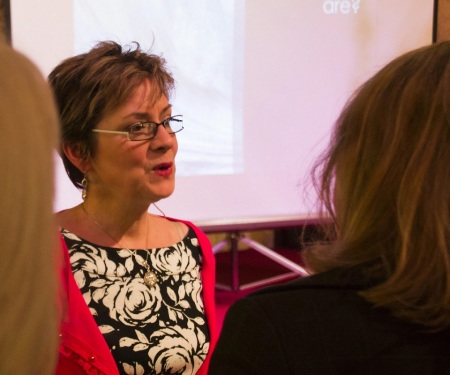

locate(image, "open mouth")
[[154, 163, 172, 171], [153, 163, 173, 177]]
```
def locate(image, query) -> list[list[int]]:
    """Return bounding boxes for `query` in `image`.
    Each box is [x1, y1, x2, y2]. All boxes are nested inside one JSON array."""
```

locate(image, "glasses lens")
[[128, 116, 183, 141], [167, 115, 184, 134], [129, 123, 154, 141]]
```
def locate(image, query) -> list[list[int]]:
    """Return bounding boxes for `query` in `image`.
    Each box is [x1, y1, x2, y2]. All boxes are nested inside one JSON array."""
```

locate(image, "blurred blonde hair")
[[306, 41, 450, 330], [0, 44, 60, 373]]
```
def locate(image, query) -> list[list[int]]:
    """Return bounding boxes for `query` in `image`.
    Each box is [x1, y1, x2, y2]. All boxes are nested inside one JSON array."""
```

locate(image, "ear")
[[62, 142, 90, 172]]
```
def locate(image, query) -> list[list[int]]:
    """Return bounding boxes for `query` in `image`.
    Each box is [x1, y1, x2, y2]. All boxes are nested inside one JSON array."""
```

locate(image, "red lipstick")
[[153, 162, 173, 177]]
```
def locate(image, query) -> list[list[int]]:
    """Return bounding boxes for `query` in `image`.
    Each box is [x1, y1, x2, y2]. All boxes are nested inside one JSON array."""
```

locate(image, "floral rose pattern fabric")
[[61, 227, 210, 375]]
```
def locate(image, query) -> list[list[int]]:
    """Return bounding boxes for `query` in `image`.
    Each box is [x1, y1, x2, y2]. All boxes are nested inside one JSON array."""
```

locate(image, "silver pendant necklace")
[[81, 204, 158, 288]]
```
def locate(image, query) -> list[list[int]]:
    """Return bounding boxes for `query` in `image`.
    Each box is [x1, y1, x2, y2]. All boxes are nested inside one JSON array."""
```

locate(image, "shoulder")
[[217, 270, 373, 359], [55, 207, 93, 240], [166, 217, 209, 241], [55, 208, 72, 228], [252, 263, 377, 297], [166, 216, 197, 229], [225, 265, 412, 343], [232, 266, 376, 324]]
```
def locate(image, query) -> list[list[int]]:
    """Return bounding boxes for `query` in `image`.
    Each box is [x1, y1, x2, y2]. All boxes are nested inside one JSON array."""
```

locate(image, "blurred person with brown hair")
[[0, 42, 119, 375], [48, 41, 216, 375], [210, 41, 450, 374], [0, 41, 59, 375]]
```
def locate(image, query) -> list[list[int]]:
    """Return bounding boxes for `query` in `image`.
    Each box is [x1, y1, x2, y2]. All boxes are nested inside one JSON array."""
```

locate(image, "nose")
[[151, 123, 177, 150]]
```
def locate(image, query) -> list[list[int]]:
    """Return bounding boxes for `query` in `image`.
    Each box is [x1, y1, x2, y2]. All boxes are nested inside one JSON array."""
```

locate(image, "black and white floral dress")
[[60, 226, 210, 375]]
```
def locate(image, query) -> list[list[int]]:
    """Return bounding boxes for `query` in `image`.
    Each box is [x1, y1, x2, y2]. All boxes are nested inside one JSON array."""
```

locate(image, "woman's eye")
[[129, 123, 145, 134]]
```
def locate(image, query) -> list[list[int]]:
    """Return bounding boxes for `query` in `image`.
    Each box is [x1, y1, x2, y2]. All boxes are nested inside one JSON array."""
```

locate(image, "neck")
[[81, 202, 150, 249]]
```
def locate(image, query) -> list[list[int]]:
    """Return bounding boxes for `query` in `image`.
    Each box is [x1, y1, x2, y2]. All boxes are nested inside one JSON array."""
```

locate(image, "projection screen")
[[10, 0, 434, 224]]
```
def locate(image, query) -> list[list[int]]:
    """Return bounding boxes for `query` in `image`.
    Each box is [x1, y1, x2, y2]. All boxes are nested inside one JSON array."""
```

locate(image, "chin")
[[153, 187, 175, 201]]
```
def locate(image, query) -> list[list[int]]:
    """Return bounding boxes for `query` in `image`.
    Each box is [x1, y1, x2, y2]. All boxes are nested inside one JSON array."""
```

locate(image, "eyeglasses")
[[92, 115, 184, 141]]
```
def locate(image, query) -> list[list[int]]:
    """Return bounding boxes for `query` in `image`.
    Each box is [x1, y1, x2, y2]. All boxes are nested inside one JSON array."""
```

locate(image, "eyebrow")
[[123, 104, 173, 121]]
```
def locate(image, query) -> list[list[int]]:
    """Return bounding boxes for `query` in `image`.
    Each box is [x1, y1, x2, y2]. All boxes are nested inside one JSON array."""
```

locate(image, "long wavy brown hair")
[[304, 41, 450, 330]]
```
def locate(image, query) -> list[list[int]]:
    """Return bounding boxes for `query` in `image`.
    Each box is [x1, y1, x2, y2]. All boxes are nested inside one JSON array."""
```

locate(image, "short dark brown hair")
[[48, 41, 175, 188]]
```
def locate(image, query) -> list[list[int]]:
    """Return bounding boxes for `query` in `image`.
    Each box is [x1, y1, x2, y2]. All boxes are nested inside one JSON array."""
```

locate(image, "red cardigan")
[[55, 218, 216, 375], [172, 218, 217, 375], [56, 236, 119, 374]]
